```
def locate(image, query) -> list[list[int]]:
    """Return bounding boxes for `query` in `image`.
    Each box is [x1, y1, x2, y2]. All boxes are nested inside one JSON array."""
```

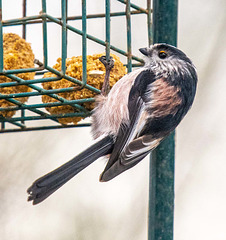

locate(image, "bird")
[[27, 43, 198, 205]]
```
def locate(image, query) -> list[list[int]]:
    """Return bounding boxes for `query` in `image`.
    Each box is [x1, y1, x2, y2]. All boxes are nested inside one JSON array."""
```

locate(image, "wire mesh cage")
[[0, 0, 152, 133]]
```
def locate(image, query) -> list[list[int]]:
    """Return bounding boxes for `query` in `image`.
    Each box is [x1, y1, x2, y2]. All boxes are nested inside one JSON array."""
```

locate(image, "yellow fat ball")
[[0, 33, 35, 118], [42, 53, 126, 125]]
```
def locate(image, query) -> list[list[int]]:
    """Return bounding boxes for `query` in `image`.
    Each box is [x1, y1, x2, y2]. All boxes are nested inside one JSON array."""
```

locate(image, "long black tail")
[[27, 136, 114, 205]]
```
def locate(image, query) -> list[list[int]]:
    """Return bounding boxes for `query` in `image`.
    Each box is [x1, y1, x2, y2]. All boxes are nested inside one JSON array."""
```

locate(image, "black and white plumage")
[[27, 43, 198, 205]]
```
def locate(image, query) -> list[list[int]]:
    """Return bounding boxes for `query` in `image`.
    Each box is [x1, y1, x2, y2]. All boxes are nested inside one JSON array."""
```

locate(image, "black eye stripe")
[[158, 51, 167, 59]]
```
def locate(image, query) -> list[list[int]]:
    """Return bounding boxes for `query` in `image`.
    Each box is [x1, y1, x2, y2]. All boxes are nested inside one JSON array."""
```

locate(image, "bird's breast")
[[148, 77, 182, 118], [91, 68, 144, 139]]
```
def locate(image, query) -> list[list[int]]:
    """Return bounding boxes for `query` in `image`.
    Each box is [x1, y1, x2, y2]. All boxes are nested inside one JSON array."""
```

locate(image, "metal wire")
[[0, 0, 152, 133], [126, 0, 132, 72]]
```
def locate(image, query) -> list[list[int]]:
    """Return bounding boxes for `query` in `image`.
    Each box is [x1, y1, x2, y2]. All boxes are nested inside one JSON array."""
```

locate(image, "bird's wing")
[[100, 69, 162, 182]]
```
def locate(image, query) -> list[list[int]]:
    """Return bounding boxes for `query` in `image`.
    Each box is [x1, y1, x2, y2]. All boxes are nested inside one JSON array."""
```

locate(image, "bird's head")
[[139, 43, 196, 79]]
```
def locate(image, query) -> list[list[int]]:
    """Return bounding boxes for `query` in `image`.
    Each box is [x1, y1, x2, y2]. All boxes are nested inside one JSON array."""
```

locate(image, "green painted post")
[[148, 1, 178, 240]]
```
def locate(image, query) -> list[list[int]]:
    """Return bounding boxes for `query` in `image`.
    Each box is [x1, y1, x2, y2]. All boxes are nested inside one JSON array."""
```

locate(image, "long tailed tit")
[[27, 43, 197, 205]]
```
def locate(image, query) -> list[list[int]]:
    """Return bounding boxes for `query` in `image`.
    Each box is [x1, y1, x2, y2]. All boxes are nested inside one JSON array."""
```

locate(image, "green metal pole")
[[148, 1, 178, 240]]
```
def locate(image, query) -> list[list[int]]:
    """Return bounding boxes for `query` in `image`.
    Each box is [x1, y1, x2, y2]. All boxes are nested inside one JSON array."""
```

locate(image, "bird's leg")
[[99, 56, 115, 96]]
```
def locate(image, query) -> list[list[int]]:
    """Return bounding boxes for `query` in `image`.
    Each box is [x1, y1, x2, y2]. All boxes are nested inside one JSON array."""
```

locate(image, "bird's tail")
[[27, 135, 114, 205]]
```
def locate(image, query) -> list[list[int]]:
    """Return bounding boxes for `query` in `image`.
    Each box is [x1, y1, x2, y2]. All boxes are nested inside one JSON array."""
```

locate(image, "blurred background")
[[0, 0, 226, 239]]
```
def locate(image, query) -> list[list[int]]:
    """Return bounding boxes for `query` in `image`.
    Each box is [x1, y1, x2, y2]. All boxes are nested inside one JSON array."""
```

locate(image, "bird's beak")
[[139, 47, 148, 56]]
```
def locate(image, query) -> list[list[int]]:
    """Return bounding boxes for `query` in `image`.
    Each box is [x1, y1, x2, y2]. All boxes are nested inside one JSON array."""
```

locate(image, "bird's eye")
[[158, 51, 167, 59]]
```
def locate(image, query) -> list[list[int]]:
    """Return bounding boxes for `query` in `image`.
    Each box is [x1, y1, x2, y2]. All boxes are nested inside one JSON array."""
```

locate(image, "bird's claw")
[[99, 56, 115, 70]]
